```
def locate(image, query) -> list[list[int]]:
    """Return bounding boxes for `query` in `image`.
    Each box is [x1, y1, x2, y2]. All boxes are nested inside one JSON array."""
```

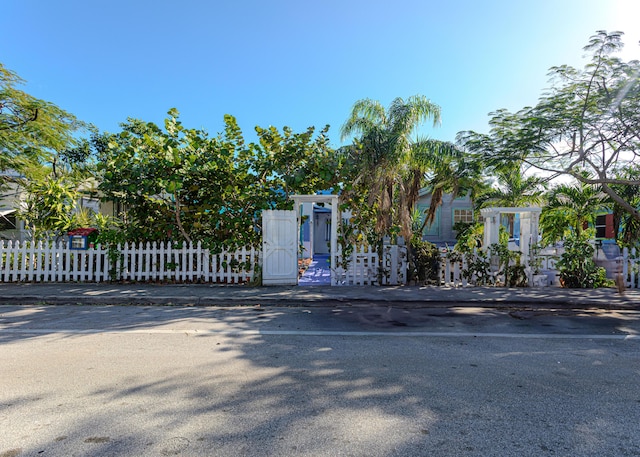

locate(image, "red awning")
[[67, 228, 98, 236]]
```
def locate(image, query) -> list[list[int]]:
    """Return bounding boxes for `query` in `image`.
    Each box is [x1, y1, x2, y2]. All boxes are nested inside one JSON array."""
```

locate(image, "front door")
[[313, 212, 331, 255]]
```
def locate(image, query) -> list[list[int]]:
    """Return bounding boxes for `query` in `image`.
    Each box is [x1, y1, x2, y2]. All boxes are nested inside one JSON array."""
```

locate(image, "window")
[[595, 215, 607, 238], [0, 213, 17, 231], [71, 236, 87, 249], [453, 209, 474, 224]]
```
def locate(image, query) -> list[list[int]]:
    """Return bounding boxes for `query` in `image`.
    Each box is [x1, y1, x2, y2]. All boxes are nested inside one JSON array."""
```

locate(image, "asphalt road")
[[1, 305, 639, 457]]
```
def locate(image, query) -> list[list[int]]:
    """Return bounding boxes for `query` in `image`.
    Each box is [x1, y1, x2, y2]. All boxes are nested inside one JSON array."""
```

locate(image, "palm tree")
[[340, 95, 442, 240], [610, 166, 640, 247], [540, 181, 608, 245], [476, 165, 546, 236], [412, 139, 487, 234]]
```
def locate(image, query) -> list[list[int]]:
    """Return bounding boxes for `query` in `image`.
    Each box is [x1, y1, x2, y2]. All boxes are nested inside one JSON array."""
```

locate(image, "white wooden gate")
[[262, 210, 298, 285]]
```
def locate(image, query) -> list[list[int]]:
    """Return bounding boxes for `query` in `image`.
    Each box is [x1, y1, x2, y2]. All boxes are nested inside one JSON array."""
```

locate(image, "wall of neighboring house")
[[0, 180, 109, 242], [0, 181, 27, 241], [415, 191, 474, 247]]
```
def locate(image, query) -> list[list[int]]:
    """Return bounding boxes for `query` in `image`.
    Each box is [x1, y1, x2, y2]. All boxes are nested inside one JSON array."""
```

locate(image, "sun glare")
[[611, 1, 640, 60]]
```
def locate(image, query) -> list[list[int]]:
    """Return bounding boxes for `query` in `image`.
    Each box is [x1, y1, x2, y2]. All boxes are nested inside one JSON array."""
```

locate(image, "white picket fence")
[[622, 247, 640, 288], [439, 248, 640, 288], [0, 240, 258, 283], [439, 252, 467, 287], [335, 245, 407, 286]]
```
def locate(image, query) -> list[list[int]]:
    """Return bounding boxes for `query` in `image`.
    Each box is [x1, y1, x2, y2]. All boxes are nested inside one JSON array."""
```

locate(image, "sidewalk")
[[0, 282, 638, 309]]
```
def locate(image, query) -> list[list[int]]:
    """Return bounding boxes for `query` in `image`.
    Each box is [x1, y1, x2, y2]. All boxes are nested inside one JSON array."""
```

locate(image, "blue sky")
[[3, 0, 639, 147]]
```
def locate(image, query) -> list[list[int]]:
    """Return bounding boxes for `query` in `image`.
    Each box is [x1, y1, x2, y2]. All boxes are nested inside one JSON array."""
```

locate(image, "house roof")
[[68, 228, 98, 236]]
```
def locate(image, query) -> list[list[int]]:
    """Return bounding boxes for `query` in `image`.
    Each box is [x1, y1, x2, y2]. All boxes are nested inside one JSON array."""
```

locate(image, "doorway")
[[290, 195, 339, 286]]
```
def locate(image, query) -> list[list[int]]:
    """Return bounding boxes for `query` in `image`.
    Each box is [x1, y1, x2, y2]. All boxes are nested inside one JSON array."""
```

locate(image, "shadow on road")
[[2, 305, 640, 456]]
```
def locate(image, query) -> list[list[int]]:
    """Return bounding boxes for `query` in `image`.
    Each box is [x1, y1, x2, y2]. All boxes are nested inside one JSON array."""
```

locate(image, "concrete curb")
[[1, 295, 638, 312], [1, 283, 639, 310]]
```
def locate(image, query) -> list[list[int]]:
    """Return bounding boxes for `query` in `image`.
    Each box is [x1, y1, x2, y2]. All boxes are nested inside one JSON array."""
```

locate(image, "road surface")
[[1, 304, 639, 456]]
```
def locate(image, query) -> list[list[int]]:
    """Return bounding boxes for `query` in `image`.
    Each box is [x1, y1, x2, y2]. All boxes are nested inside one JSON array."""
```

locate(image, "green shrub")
[[453, 222, 483, 253], [408, 237, 440, 285], [489, 243, 528, 287], [557, 231, 611, 288], [459, 249, 494, 286]]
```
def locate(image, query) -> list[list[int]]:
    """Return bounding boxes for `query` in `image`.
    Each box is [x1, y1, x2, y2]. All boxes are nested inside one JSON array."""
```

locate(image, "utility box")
[[68, 228, 99, 250]]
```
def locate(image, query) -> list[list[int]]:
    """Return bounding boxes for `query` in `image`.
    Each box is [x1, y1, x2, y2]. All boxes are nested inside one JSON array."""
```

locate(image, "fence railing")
[[335, 245, 407, 286], [0, 240, 258, 284], [439, 247, 640, 289]]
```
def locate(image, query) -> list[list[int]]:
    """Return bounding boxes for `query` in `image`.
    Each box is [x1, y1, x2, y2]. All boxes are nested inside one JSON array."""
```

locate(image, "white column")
[[481, 209, 500, 249], [520, 209, 542, 266], [308, 201, 314, 258], [530, 210, 540, 246], [520, 212, 532, 265], [330, 196, 339, 286]]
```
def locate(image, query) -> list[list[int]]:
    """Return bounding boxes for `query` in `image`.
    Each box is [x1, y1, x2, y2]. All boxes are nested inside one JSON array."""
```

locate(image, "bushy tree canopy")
[[0, 63, 82, 185], [461, 31, 640, 223], [97, 109, 340, 251]]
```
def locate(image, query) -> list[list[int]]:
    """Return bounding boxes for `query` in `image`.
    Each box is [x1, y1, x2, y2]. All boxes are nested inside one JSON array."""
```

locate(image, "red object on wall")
[[67, 228, 98, 237], [605, 214, 615, 239]]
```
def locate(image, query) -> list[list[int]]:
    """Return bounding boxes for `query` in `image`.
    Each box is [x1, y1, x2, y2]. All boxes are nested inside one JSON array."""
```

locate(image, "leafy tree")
[[0, 63, 82, 187], [610, 165, 640, 247], [460, 31, 640, 224], [478, 167, 545, 208], [98, 111, 256, 248], [253, 124, 341, 202], [452, 221, 484, 252], [412, 139, 485, 234], [17, 176, 80, 241], [407, 236, 440, 285], [539, 179, 607, 245], [556, 230, 610, 288], [98, 109, 339, 251]]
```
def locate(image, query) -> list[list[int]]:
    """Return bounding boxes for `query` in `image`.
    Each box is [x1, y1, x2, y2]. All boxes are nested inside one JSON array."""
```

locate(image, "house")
[[0, 174, 105, 242], [415, 189, 475, 247], [0, 175, 26, 241], [296, 189, 478, 254]]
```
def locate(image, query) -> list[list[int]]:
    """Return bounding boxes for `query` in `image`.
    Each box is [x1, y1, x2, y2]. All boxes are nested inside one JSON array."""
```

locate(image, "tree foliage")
[[460, 31, 640, 223], [0, 63, 82, 186], [610, 165, 640, 247], [476, 165, 545, 209], [17, 176, 80, 240], [339, 95, 445, 241], [539, 180, 607, 245], [556, 230, 610, 288], [414, 139, 485, 232], [97, 109, 340, 251]]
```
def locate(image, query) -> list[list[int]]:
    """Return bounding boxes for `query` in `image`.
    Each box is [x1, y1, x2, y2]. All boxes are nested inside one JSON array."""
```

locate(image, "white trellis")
[[290, 194, 339, 285], [480, 207, 542, 265]]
